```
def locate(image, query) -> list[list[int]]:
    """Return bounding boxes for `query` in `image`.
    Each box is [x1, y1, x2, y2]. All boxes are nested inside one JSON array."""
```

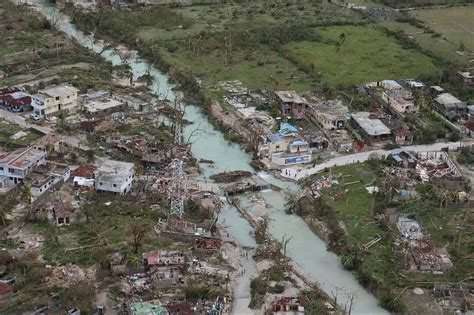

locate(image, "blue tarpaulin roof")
[[291, 140, 307, 145], [267, 134, 284, 142], [280, 123, 298, 133]]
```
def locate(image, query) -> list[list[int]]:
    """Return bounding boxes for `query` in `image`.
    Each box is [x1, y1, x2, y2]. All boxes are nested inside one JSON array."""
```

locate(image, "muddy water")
[[30, 1, 387, 313]]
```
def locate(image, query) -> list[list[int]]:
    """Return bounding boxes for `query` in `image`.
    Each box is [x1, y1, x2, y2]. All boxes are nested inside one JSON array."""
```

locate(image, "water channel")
[[29, 1, 387, 313]]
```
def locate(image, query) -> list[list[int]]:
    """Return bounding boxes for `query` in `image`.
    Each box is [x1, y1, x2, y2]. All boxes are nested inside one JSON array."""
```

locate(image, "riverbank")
[[23, 2, 389, 314], [229, 195, 341, 313], [293, 158, 474, 314]]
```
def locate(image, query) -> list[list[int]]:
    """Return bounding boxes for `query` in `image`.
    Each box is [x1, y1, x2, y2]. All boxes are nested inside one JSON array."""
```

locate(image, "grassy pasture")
[[285, 25, 440, 86]]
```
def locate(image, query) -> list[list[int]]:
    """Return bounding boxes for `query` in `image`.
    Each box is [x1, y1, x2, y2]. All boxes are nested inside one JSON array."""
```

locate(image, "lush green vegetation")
[[70, 2, 446, 105], [299, 158, 473, 313], [381, 20, 470, 65], [249, 266, 286, 309], [375, 0, 473, 8], [457, 146, 474, 166], [411, 6, 474, 51], [285, 25, 440, 86]]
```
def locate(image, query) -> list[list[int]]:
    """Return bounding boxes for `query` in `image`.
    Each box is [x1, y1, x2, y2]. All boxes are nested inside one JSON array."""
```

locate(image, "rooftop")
[[431, 85, 444, 92], [53, 201, 75, 217], [73, 164, 96, 178], [310, 99, 348, 119], [382, 80, 402, 90], [275, 90, 306, 104], [30, 173, 52, 188], [352, 112, 391, 136], [435, 93, 463, 106], [83, 99, 123, 113], [38, 84, 78, 99], [0, 86, 20, 96], [458, 71, 473, 79], [81, 90, 109, 100], [267, 134, 284, 143], [279, 123, 299, 137], [8, 92, 30, 100], [0, 147, 46, 169], [95, 159, 134, 183], [144, 251, 186, 266]]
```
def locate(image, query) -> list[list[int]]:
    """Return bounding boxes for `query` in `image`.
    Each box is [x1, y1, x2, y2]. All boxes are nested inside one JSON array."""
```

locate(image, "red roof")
[[73, 164, 96, 178], [0, 283, 13, 295], [0, 87, 20, 96], [464, 122, 474, 131], [166, 302, 194, 315], [2, 94, 31, 108]]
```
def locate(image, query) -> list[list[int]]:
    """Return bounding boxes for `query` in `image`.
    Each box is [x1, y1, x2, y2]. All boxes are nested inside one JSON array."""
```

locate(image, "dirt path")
[[95, 291, 115, 315]]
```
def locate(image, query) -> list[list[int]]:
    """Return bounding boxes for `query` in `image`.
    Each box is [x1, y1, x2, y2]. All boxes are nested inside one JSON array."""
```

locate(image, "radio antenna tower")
[[169, 94, 186, 218]]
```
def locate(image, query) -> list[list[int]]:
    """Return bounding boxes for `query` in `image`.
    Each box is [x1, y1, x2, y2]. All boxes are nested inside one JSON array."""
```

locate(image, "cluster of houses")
[[257, 75, 473, 168], [0, 83, 153, 121], [0, 142, 135, 201]]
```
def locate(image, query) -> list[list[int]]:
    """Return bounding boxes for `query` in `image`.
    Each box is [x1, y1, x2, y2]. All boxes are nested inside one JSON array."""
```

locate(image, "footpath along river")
[[28, 1, 387, 313]]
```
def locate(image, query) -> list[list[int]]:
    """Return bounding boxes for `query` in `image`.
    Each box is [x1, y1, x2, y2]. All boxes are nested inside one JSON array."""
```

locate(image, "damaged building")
[[156, 218, 221, 252], [143, 251, 187, 288], [397, 216, 453, 273], [416, 151, 464, 191]]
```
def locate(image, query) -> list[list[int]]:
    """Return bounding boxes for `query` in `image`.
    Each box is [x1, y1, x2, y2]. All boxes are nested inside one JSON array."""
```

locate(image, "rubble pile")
[[397, 216, 453, 273], [45, 264, 96, 288]]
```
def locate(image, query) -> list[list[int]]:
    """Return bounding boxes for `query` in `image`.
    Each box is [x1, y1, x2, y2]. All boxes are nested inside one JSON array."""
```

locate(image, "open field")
[[411, 6, 474, 51], [310, 160, 474, 311], [286, 25, 440, 86], [380, 20, 471, 65], [159, 44, 313, 93]]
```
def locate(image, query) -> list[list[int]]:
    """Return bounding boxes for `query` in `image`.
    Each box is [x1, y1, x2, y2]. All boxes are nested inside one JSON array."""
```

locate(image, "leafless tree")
[[130, 223, 146, 254], [184, 123, 203, 146]]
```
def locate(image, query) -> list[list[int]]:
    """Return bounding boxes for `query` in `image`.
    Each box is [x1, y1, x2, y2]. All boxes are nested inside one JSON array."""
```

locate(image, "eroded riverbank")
[[24, 1, 387, 313]]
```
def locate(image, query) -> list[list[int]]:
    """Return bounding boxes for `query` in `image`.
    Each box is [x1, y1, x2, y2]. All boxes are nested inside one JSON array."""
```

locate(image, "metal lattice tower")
[[169, 94, 186, 218]]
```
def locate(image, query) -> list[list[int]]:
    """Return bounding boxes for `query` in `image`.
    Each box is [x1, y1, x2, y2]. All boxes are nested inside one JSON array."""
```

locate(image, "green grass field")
[[380, 20, 470, 65], [411, 7, 474, 51], [286, 25, 440, 86], [159, 44, 313, 93], [322, 163, 383, 244]]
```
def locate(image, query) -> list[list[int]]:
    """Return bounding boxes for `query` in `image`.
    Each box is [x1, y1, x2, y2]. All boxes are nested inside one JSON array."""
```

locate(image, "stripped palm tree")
[[20, 184, 32, 206]]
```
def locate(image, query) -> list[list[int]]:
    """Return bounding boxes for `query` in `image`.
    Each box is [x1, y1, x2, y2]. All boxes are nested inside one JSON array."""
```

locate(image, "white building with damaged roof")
[[95, 159, 135, 195]]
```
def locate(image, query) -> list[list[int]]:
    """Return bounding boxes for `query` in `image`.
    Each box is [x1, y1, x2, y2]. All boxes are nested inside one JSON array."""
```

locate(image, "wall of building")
[[96, 171, 134, 194], [270, 152, 312, 166]]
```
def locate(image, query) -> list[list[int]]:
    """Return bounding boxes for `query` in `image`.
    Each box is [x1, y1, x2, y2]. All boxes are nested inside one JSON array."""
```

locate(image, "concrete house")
[[275, 91, 308, 119], [73, 164, 96, 187], [95, 159, 134, 194], [457, 71, 474, 87], [79, 90, 110, 104], [32, 84, 79, 118], [82, 98, 123, 117], [144, 251, 187, 288], [0, 147, 46, 186], [263, 123, 312, 166], [50, 201, 76, 226], [306, 99, 349, 130], [434, 93, 467, 122], [30, 163, 71, 199], [352, 112, 391, 142], [113, 94, 152, 112], [380, 80, 416, 115]]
